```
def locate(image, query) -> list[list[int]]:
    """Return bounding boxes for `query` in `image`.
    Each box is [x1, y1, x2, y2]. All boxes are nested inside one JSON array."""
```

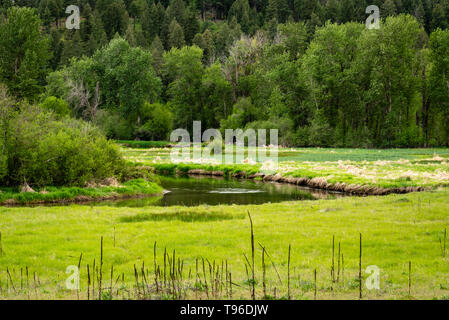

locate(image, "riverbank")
[[141, 164, 428, 196], [124, 147, 449, 196], [0, 179, 163, 206]]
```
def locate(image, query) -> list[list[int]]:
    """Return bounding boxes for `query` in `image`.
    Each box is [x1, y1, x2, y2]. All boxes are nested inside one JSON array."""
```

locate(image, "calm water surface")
[[90, 175, 345, 207]]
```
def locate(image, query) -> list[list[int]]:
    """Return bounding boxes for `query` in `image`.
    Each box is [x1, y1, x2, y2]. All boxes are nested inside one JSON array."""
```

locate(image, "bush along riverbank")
[[143, 163, 432, 196], [0, 179, 163, 206]]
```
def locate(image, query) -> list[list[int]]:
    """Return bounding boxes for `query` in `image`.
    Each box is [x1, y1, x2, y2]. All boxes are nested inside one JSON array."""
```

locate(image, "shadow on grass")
[[119, 210, 245, 223]]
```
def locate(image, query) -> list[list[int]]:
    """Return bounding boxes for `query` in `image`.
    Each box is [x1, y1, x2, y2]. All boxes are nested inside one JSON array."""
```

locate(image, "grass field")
[[124, 147, 449, 189], [1, 147, 449, 300], [1, 189, 449, 300], [0, 179, 163, 205]]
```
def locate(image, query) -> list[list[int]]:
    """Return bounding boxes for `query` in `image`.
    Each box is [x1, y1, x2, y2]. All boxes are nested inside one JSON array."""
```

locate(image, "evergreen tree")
[[168, 19, 185, 49], [184, 6, 200, 44], [80, 4, 94, 42], [88, 11, 108, 53], [414, 0, 425, 26], [166, 0, 186, 27], [325, 0, 340, 23], [128, 0, 141, 30], [267, 19, 278, 41], [431, 4, 448, 30], [150, 35, 164, 74], [193, 32, 206, 49], [141, 4, 152, 41], [228, 0, 251, 33], [382, 0, 397, 16], [308, 11, 322, 33], [60, 30, 84, 66], [125, 24, 137, 46], [38, 0, 52, 30], [160, 11, 172, 49], [102, 0, 129, 39], [293, 0, 317, 20], [135, 28, 147, 48], [266, 0, 279, 22], [277, 0, 291, 23], [340, 0, 356, 23], [142, 2, 165, 42], [201, 29, 215, 64], [0, 7, 51, 99], [49, 29, 63, 69]]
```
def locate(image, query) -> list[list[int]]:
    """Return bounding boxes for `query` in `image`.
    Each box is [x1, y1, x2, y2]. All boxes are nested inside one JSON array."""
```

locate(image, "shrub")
[[135, 103, 173, 141], [40, 96, 70, 117], [1, 103, 125, 187], [95, 109, 134, 140]]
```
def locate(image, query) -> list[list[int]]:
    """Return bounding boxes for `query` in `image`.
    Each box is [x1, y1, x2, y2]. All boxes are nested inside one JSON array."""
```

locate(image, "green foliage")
[[0, 92, 125, 187], [95, 110, 134, 140], [0, 84, 12, 181], [201, 62, 233, 126], [308, 108, 334, 147], [0, 179, 163, 204], [92, 37, 161, 120], [101, 0, 129, 39], [221, 97, 258, 130], [40, 96, 70, 117], [135, 102, 174, 141], [168, 19, 185, 49], [2, 3, 449, 148], [47, 37, 161, 127], [151, 162, 261, 177], [0, 6, 51, 100], [429, 28, 449, 146], [163, 45, 204, 132], [228, 0, 251, 33]]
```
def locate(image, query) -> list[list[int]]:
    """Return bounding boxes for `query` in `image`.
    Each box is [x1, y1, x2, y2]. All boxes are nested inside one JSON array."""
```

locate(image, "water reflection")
[[89, 175, 345, 208]]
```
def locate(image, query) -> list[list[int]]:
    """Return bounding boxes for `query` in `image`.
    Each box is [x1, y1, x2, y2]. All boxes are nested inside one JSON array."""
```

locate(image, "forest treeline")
[[0, 1, 448, 148]]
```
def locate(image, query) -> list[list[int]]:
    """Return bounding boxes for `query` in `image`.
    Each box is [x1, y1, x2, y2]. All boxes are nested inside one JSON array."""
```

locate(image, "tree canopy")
[[0, 1, 449, 147]]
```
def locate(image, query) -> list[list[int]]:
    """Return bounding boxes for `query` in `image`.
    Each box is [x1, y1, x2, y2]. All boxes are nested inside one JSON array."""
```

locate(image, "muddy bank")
[[152, 168, 426, 196]]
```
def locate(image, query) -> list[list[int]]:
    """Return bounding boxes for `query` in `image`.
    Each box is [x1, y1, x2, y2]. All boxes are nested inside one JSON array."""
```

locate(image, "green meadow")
[[0, 147, 449, 300], [0, 179, 163, 205]]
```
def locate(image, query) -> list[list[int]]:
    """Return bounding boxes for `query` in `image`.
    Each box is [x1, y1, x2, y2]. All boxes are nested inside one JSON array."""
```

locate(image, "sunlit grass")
[[1, 189, 449, 299], [2, 145, 449, 300], [0, 179, 163, 205], [122, 146, 449, 189]]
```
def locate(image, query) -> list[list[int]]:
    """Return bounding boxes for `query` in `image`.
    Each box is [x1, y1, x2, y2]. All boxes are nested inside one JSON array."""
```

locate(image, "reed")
[[337, 241, 341, 283], [87, 264, 90, 300], [287, 244, 291, 300], [247, 211, 255, 300], [331, 235, 335, 282], [6, 267, 15, 293], [99, 236, 103, 300], [261, 245, 266, 298], [1, 211, 439, 301], [408, 261, 412, 296], [359, 233, 362, 299]]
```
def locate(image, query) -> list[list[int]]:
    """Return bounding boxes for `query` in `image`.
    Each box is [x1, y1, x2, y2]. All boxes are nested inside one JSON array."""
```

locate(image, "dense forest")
[[0, 0, 449, 149]]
